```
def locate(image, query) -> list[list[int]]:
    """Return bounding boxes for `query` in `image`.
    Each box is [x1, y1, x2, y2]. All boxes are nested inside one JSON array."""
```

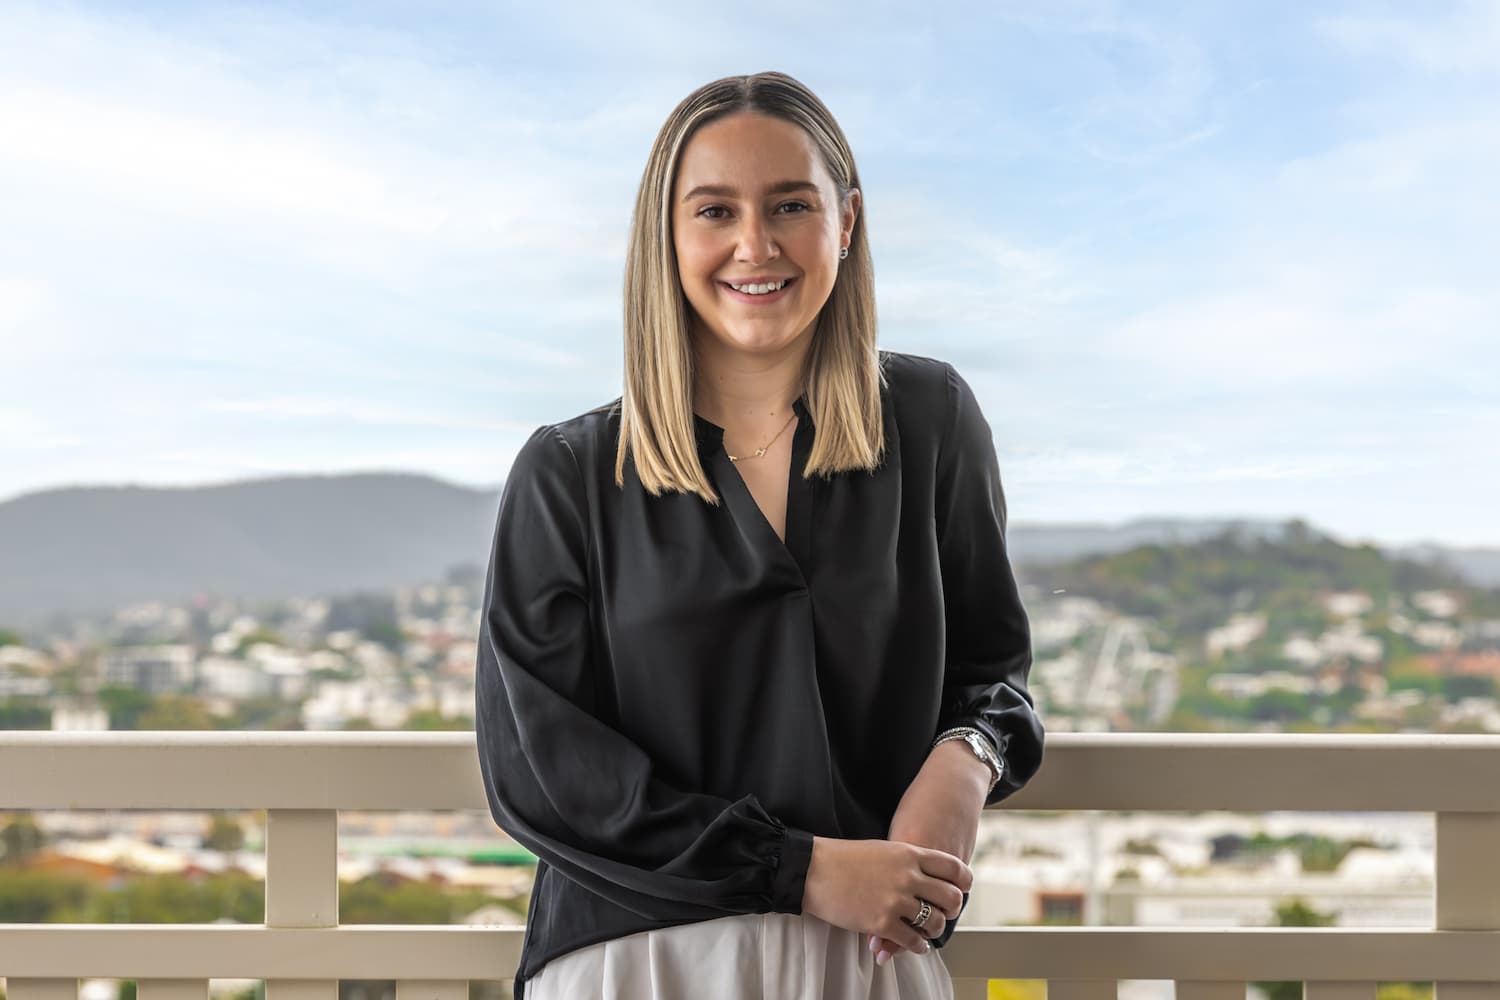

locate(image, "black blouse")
[[474, 349, 1043, 997]]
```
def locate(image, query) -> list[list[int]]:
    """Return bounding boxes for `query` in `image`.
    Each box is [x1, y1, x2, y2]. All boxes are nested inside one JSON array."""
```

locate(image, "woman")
[[474, 71, 1044, 999]]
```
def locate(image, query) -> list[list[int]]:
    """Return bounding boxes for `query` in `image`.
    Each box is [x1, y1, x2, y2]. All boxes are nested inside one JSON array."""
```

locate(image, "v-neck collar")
[[692, 394, 810, 453], [696, 396, 813, 587]]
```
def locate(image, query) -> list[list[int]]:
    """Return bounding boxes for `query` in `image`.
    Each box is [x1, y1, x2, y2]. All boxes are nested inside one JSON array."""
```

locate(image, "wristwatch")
[[932, 726, 1005, 795]]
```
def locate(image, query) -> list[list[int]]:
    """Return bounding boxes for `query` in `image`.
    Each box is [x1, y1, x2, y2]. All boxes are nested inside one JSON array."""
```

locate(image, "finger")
[[916, 846, 974, 893], [918, 874, 965, 919], [911, 899, 946, 941], [899, 924, 930, 955], [880, 920, 926, 959], [891, 902, 935, 955]]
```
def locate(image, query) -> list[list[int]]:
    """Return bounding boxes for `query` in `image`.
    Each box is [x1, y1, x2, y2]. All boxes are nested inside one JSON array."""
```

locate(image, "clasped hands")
[[868, 740, 989, 967]]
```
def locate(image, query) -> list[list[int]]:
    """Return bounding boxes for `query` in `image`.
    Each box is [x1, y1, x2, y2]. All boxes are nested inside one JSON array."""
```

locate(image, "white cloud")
[[1096, 282, 1493, 386], [1317, 2, 1500, 75], [0, 409, 86, 451], [199, 396, 535, 434], [1, 1, 1498, 546], [0, 88, 451, 234]]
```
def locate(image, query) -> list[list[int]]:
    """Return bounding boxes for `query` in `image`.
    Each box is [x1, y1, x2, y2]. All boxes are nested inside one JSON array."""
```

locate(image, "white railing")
[[2, 731, 1499, 999]]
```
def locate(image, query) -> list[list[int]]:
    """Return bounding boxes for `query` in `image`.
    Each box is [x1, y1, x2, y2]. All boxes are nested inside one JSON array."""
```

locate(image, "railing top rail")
[[2, 731, 1497, 811], [2, 925, 1500, 980]]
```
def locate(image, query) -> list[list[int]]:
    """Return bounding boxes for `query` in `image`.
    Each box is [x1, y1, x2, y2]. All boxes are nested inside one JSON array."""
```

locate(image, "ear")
[[842, 188, 861, 245]]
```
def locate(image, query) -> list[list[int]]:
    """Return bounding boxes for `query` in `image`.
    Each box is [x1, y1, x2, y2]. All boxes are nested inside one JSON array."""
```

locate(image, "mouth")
[[719, 277, 797, 304]]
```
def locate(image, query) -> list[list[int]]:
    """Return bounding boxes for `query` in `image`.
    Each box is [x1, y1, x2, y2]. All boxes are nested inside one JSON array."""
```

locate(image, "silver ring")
[[906, 898, 932, 930]]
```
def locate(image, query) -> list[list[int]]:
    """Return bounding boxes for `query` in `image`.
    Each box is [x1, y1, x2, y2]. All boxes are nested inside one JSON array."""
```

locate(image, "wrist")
[[930, 740, 993, 800], [931, 726, 1004, 797]]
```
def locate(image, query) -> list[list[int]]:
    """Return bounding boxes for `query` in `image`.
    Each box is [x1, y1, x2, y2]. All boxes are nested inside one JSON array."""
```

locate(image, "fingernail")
[[876, 949, 890, 966], [921, 941, 931, 953], [868, 934, 876, 952]]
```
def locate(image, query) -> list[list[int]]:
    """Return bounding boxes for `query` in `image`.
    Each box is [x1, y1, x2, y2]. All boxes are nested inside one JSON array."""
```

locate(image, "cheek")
[[674, 240, 713, 281]]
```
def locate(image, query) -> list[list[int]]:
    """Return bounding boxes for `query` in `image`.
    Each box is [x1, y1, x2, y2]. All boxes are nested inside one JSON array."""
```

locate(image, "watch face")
[[965, 733, 1002, 780]]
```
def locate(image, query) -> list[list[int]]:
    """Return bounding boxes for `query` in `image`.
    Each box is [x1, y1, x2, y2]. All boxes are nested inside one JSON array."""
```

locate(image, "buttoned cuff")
[[769, 825, 816, 913]]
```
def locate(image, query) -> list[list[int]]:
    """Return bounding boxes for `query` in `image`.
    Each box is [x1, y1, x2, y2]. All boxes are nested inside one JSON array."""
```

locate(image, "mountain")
[[1003, 516, 1300, 568], [0, 474, 501, 626], [2, 474, 1496, 627]]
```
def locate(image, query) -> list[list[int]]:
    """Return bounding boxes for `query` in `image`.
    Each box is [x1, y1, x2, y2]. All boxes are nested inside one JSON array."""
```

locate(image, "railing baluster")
[[1436, 812, 1500, 1000], [265, 807, 340, 1000], [951, 977, 987, 1000], [8, 734, 1500, 988], [6, 980, 77, 1000]]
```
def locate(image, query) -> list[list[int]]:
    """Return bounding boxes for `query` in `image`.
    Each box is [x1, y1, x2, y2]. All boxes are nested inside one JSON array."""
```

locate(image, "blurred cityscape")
[[3, 515, 1498, 1000]]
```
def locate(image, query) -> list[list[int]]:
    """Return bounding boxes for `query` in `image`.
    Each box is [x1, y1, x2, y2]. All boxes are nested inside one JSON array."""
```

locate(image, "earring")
[[839, 246, 849, 260]]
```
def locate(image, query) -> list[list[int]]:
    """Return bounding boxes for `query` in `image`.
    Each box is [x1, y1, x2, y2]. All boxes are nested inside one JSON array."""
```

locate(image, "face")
[[671, 111, 860, 358]]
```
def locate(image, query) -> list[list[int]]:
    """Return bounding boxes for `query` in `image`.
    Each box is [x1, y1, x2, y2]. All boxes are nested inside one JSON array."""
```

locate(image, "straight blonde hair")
[[614, 71, 885, 505]]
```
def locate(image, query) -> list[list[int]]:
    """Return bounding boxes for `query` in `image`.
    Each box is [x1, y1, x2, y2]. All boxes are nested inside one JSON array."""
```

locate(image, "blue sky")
[[1, 1, 1496, 546]]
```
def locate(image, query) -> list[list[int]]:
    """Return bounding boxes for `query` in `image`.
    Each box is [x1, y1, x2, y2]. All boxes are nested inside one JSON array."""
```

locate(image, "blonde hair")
[[614, 70, 885, 504]]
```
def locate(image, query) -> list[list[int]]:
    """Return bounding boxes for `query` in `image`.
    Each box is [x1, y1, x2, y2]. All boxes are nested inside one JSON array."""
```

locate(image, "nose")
[[733, 213, 779, 265]]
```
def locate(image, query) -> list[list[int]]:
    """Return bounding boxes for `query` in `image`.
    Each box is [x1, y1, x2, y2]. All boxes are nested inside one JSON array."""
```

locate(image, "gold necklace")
[[726, 412, 798, 463]]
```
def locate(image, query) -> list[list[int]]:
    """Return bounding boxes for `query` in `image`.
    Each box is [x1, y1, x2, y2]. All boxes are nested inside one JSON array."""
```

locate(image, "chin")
[[712, 325, 809, 353]]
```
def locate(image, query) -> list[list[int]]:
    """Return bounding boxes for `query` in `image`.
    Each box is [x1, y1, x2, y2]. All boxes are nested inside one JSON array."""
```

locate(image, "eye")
[[697, 201, 811, 220]]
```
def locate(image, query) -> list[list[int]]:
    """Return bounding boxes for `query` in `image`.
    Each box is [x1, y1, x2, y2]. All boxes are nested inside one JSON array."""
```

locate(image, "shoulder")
[[529, 398, 621, 469], [879, 348, 959, 428], [506, 398, 616, 484]]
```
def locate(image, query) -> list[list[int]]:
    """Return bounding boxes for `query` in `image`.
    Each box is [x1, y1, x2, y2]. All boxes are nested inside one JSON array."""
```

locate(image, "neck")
[[691, 332, 812, 430]]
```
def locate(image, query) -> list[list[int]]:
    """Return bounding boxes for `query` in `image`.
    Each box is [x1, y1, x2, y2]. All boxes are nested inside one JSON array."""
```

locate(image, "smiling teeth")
[[729, 279, 787, 295]]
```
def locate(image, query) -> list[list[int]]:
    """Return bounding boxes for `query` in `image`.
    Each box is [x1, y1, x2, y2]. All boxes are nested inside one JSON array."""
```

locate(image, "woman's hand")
[[802, 836, 972, 959], [868, 740, 991, 965]]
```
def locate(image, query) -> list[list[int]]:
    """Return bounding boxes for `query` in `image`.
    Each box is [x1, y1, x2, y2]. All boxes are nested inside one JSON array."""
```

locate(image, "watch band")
[[932, 726, 1004, 794]]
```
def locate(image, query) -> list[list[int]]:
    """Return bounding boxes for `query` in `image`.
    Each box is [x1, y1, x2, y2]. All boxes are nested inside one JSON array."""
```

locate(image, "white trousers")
[[525, 911, 954, 1000]]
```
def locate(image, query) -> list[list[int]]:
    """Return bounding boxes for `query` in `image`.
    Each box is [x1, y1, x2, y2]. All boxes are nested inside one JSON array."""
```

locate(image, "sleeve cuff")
[[769, 825, 816, 913]]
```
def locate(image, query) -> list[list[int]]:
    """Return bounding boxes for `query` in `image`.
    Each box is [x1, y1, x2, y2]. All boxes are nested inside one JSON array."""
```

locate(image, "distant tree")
[[138, 695, 216, 730], [362, 619, 406, 651], [1254, 897, 1338, 1000], [233, 628, 286, 655], [0, 628, 23, 647], [1247, 689, 1312, 724], [80, 870, 265, 923], [1, 812, 47, 865], [0, 696, 50, 729], [405, 710, 472, 732], [204, 814, 245, 852], [339, 873, 510, 925], [0, 868, 93, 920], [1441, 674, 1498, 701], [98, 685, 154, 729], [325, 593, 400, 634], [221, 695, 303, 730]]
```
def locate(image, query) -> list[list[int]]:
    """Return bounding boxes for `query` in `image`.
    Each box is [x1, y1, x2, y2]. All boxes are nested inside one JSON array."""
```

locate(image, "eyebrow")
[[680, 180, 820, 202]]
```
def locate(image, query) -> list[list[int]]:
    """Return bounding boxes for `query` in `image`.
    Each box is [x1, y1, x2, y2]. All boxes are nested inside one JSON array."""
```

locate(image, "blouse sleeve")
[[926, 364, 1046, 950], [933, 362, 1046, 806], [474, 424, 815, 922]]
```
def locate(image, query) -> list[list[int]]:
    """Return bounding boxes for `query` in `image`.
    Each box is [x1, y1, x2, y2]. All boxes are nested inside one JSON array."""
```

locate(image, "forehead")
[[673, 112, 826, 193]]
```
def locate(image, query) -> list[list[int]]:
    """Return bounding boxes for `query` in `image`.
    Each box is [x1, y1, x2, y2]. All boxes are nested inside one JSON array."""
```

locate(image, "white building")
[[101, 644, 195, 693]]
